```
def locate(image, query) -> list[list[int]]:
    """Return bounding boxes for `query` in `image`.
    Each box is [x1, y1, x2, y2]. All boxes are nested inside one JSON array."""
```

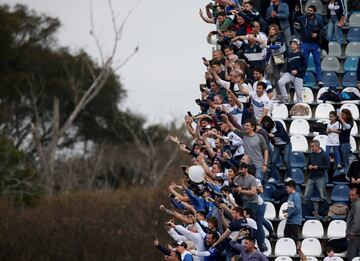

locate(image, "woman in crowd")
[[338, 109, 353, 170], [266, 24, 286, 100]]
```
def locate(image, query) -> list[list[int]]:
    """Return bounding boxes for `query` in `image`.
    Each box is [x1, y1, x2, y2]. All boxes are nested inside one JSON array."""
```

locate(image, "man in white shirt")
[[239, 81, 272, 124]]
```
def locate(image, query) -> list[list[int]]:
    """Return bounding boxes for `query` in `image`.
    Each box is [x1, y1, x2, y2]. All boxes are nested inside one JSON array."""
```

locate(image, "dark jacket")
[[286, 50, 307, 79], [307, 149, 329, 179], [294, 12, 324, 43], [271, 121, 290, 145]]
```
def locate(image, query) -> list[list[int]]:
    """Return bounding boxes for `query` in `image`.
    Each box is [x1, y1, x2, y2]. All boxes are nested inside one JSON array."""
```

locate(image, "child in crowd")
[[277, 38, 306, 103], [326, 111, 342, 169], [323, 246, 335, 261]]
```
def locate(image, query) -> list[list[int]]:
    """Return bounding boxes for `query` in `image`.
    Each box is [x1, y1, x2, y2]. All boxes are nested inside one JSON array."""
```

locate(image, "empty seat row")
[[304, 71, 359, 90], [273, 103, 360, 120], [321, 56, 360, 73], [274, 237, 347, 257], [290, 134, 357, 152]]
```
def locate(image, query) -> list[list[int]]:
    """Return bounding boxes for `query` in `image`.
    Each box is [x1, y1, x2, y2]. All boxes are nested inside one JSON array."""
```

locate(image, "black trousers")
[[284, 223, 301, 243]]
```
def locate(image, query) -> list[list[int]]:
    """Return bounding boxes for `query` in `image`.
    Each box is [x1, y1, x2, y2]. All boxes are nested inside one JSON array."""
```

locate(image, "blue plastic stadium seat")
[[304, 72, 316, 88], [291, 168, 305, 184], [347, 27, 360, 42], [331, 184, 350, 202], [307, 54, 316, 73], [263, 184, 276, 202], [322, 72, 339, 88], [342, 72, 357, 87], [344, 57, 359, 72], [290, 152, 306, 168]]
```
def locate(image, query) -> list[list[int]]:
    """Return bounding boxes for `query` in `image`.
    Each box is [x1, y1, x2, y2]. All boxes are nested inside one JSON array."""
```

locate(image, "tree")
[[0, 3, 139, 195]]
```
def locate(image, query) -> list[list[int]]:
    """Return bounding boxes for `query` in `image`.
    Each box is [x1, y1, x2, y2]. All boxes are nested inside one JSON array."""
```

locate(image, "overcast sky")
[[4, 0, 213, 125]]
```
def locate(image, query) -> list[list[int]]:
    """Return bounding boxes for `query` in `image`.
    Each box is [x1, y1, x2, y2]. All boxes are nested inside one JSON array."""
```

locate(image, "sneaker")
[[317, 81, 324, 87], [259, 245, 268, 252], [284, 177, 293, 182], [337, 164, 342, 170], [268, 178, 276, 183]]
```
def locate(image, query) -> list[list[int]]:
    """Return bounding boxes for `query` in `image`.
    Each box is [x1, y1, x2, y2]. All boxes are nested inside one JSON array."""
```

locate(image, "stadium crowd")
[[154, 0, 360, 260]]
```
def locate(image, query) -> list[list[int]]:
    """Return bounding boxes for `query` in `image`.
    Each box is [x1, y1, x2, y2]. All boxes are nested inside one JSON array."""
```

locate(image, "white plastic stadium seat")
[[321, 56, 341, 72], [349, 13, 360, 27], [313, 135, 327, 151], [350, 136, 357, 152], [330, 257, 344, 261], [277, 219, 286, 238], [275, 257, 293, 261], [341, 87, 360, 105], [327, 42, 342, 57], [315, 103, 335, 119], [327, 220, 346, 238], [340, 103, 359, 120], [275, 238, 297, 257], [291, 135, 309, 152], [351, 122, 358, 136], [278, 202, 288, 220], [289, 119, 310, 136], [352, 257, 360, 261], [345, 42, 360, 57], [264, 201, 276, 220], [293, 87, 314, 103], [272, 103, 289, 119], [301, 238, 322, 257], [306, 257, 318, 261], [291, 103, 312, 119], [302, 220, 324, 238]]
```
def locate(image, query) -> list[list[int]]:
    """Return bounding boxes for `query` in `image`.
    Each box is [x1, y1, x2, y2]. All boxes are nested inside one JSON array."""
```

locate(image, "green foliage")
[[0, 135, 42, 206]]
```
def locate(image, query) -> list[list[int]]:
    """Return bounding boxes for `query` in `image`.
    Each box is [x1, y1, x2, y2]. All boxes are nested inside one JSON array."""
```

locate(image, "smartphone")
[[202, 57, 207, 61], [187, 111, 192, 117]]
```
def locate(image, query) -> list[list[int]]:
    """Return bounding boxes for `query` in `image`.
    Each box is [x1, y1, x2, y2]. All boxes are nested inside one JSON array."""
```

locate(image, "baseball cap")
[[290, 38, 301, 46]]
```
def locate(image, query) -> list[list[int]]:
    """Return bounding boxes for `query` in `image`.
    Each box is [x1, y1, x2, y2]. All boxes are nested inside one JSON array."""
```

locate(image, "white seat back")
[[293, 87, 314, 103], [350, 136, 357, 152], [302, 220, 324, 238], [277, 219, 287, 238], [289, 119, 310, 136], [275, 257, 293, 261], [264, 201, 276, 220], [275, 238, 297, 257], [278, 202, 288, 220], [291, 135, 309, 152], [272, 103, 289, 119], [301, 238, 322, 257], [315, 103, 335, 119]]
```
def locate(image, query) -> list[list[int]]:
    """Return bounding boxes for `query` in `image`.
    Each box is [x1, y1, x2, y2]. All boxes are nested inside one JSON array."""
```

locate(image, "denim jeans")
[[326, 145, 341, 165], [304, 176, 327, 200], [302, 42, 322, 81], [270, 143, 292, 182], [340, 143, 351, 169], [255, 203, 267, 250], [246, 202, 266, 251], [255, 166, 266, 183], [327, 15, 343, 45]]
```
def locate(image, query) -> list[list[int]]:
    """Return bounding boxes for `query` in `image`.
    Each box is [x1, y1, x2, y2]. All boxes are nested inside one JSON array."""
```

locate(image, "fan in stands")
[[154, 1, 360, 260]]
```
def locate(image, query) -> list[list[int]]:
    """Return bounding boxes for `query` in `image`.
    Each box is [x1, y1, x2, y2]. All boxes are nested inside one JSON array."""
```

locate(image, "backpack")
[[319, 90, 341, 102], [341, 91, 360, 101], [310, 122, 328, 134]]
